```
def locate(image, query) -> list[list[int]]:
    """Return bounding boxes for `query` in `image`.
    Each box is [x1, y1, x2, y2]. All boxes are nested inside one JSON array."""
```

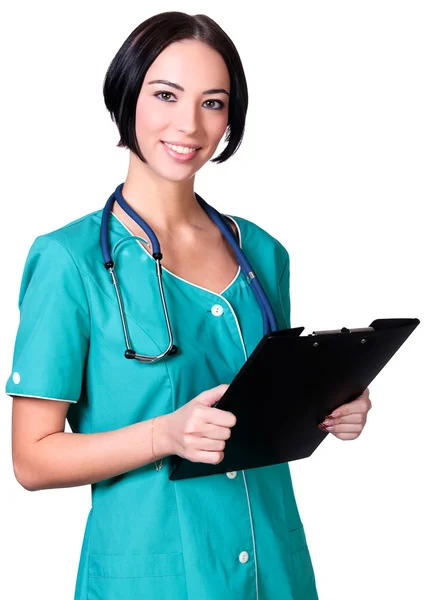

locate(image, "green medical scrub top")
[[5, 204, 318, 600]]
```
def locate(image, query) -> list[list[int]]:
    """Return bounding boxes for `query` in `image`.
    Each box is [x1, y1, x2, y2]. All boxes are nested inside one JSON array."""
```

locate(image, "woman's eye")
[[155, 91, 176, 102], [203, 99, 225, 110], [154, 92, 224, 110]]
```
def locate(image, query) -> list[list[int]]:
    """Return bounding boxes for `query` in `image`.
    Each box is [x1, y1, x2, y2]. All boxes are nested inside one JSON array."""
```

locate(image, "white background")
[[1, 1, 431, 598]]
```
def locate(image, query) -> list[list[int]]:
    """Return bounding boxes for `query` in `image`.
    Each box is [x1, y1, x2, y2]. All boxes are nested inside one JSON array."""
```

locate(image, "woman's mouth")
[[161, 141, 201, 162]]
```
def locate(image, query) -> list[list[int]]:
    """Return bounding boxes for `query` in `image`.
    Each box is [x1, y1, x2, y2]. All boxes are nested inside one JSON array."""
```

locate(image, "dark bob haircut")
[[103, 11, 248, 164]]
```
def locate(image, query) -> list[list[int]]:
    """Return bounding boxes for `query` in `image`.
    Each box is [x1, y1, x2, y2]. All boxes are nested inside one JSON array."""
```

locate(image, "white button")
[[12, 372, 20, 385], [226, 471, 237, 479], [239, 551, 249, 564], [211, 304, 224, 317]]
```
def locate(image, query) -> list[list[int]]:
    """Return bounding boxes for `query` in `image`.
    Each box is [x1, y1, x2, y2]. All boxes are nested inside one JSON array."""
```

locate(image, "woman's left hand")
[[318, 389, 372, 440]]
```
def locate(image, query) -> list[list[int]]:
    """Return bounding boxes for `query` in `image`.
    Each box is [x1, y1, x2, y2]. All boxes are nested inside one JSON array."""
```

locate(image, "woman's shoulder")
[[228, 214, 289, 266], [39, 208, 103, 251], [28, 209, 105, 267]]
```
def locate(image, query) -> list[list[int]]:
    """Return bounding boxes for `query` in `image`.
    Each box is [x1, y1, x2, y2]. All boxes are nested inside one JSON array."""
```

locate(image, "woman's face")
[[135, 39, 230, 182]]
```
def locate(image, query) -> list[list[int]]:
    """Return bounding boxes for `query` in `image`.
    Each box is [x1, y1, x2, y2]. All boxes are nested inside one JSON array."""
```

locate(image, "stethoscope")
[[100, 183, 278, 363]]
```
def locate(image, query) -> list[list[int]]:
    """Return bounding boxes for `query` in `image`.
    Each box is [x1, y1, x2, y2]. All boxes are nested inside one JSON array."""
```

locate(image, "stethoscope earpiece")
[[125, 346, 177, 360]]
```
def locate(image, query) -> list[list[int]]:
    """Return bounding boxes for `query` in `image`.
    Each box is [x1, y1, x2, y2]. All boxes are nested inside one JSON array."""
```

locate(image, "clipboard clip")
[[312, 326, 375, 336]]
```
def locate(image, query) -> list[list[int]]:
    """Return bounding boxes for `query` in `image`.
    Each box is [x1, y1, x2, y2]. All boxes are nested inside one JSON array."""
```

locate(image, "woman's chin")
[[152, 160, 206, 183]]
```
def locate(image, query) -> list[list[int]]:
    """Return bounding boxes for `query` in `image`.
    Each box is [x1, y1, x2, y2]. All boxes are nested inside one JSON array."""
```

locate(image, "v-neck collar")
[[109, 211, 243, 298]]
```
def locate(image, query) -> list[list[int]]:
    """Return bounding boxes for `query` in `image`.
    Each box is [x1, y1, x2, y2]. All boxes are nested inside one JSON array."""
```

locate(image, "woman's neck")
[[116, 155, 205, 235]]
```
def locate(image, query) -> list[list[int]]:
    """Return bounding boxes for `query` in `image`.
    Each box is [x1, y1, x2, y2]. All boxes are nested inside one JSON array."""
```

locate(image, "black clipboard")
[[169, 318, 420, 481]]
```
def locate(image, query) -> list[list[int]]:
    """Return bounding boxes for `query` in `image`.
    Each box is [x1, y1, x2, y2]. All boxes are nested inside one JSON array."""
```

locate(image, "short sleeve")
[[278, 250, 291, 329], [5, 235, 90, 403]]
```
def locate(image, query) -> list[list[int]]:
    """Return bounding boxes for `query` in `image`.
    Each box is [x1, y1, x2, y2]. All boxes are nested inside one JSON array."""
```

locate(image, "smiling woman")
[[129, 39, 231, 177], [6, 10, 320, 600], [103, 12, 248, 167]]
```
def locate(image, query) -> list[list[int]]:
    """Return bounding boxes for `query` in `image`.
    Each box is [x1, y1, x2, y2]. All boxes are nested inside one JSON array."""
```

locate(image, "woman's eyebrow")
[[147, 79, 230, 96]]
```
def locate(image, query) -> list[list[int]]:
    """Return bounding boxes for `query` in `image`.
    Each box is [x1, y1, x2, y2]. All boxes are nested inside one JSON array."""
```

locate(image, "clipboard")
[[169, 318, 420, 481]]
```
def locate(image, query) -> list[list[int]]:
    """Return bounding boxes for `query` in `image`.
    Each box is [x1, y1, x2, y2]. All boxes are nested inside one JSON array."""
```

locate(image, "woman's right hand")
[[165, 384, 236, 464]]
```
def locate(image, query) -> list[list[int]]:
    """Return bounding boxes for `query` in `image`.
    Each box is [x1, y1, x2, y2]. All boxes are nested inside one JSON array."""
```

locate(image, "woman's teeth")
[[163, 142, 198, 154]]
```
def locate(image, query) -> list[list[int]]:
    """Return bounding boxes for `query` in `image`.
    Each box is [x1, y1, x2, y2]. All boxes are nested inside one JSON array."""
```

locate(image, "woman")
[[6, 11, 371, 600]]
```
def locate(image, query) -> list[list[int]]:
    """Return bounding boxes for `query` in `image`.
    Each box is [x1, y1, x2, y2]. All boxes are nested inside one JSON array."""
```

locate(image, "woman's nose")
[[174, 101, 201, 135]]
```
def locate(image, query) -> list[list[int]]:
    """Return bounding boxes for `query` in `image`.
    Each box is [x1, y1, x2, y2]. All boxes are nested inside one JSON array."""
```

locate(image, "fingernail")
[[330, 411, 341, 418], [322, 418, 333, 426], [325, 425, 334, 431], [318, 423, 327, 431]]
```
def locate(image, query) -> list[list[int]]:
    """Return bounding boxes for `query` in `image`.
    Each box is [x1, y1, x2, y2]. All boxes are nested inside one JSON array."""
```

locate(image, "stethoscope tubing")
[[100, 183, 278, 362], [194, 193, 278, 333]]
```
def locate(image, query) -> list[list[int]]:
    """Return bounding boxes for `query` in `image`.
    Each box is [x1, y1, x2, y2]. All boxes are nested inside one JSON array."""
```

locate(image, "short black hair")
[[103, 11, 248, 164]]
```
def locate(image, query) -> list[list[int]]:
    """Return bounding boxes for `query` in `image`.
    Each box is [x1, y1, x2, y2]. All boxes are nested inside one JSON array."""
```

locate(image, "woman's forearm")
[[15, 415, 173, 491]]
